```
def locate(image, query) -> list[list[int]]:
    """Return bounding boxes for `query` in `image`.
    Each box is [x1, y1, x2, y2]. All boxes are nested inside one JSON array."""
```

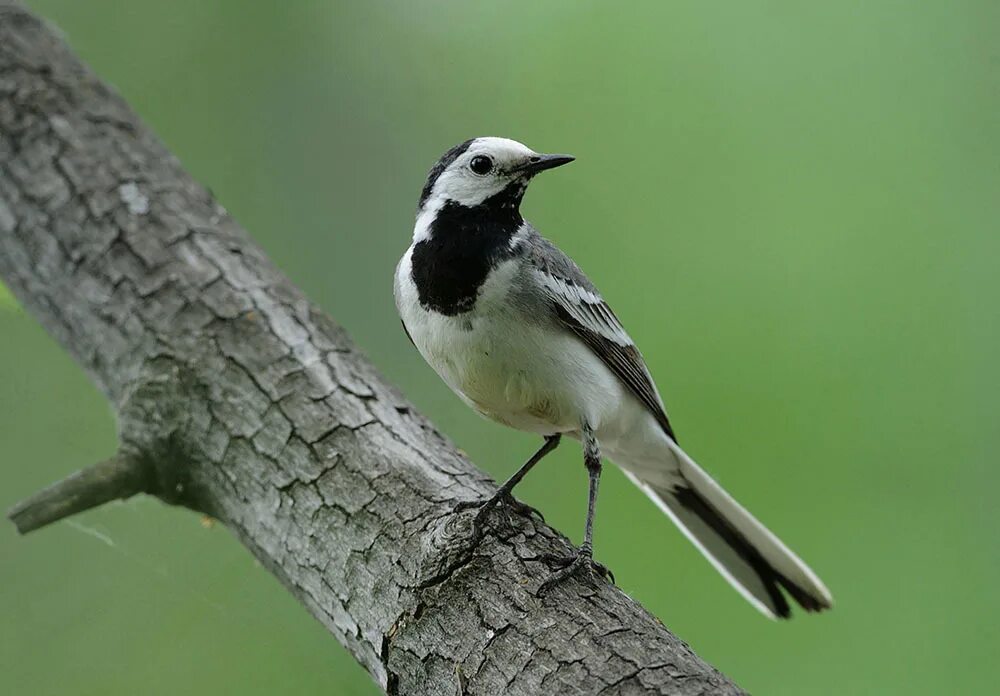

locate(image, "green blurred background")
[[2, 1, 997, 693]]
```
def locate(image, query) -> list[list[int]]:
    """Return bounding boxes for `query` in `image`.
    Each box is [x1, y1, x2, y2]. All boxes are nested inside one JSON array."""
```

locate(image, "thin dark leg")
[[494, 433, 562, 502], [538, 425, 612, 593], [455, 434, 561, 536], [578, 436, 602, 557]]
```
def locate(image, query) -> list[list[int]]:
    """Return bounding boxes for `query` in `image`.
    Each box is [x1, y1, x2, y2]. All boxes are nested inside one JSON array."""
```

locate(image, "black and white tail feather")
[[623, 446, 832, 619]]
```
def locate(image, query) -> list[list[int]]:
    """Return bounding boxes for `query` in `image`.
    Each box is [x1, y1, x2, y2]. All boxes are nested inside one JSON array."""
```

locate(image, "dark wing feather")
[[524, 233, 678, 442]]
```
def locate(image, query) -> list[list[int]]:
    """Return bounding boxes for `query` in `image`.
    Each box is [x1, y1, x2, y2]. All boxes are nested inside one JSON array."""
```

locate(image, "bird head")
[[418, 137, 574, 213]]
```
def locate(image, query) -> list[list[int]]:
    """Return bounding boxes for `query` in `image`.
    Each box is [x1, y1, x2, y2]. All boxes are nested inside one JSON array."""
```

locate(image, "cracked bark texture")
[[0, 4, 744, 695]]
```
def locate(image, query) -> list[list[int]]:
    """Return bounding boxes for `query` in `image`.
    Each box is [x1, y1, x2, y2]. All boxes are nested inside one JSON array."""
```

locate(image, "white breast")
[[394, 246, 629, 436]]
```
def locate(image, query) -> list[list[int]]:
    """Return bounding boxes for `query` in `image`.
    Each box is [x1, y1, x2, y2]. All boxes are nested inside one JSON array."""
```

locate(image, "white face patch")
[[425, 137, 537, 209], [412, 196, 444, 242]]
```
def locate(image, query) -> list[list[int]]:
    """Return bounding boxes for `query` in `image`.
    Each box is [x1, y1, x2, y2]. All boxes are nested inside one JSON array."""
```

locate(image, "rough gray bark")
[[0, 3, 744, 694]]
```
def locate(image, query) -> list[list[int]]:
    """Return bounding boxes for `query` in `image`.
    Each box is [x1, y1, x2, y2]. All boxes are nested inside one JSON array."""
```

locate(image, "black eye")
[[469, 155, 493, 175]]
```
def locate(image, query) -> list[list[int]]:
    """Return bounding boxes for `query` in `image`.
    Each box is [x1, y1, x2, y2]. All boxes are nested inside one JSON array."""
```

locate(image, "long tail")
[[622, 440, 833, 619]]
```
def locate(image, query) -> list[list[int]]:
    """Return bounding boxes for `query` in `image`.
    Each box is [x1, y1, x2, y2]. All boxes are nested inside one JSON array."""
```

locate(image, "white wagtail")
[[394, 137, 833, 618]]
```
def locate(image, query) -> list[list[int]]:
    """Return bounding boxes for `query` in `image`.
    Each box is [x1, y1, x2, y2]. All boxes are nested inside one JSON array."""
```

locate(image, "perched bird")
[[394, 137, 833, 618]]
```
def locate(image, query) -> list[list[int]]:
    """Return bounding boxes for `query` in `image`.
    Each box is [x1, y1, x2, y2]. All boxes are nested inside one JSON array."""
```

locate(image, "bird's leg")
[[455, 434, 561, 538], [538, 426, 613, 592]]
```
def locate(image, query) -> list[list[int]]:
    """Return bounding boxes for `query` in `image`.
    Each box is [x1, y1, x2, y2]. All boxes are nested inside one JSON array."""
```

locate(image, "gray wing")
[[523, 232, 678, 442]]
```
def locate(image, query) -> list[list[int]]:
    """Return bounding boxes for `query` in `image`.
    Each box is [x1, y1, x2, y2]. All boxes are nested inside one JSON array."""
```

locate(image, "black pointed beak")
[[513, 153, 575, 176]]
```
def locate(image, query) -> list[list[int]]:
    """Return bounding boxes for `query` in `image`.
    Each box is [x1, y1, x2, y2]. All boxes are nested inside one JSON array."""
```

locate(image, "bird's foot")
[[537, 547, 614, 594], [454, 491, 545, 542], [494, 494, 545, 524]]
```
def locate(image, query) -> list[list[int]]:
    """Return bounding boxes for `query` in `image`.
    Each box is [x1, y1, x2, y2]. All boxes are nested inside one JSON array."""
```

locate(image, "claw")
[[537, 549, 614, 594], [453, 498, 486, 514], [453, 492, 544, 542], [501, 494, 545, 523]]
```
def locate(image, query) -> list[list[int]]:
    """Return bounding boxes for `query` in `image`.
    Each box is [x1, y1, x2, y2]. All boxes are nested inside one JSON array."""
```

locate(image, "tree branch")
[[0, 2, 744, 694], [7, 452, 150, 533]]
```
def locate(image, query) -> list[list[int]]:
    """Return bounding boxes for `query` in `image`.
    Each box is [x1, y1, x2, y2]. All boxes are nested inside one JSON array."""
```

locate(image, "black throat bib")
[[410, 185, 525, 316]]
